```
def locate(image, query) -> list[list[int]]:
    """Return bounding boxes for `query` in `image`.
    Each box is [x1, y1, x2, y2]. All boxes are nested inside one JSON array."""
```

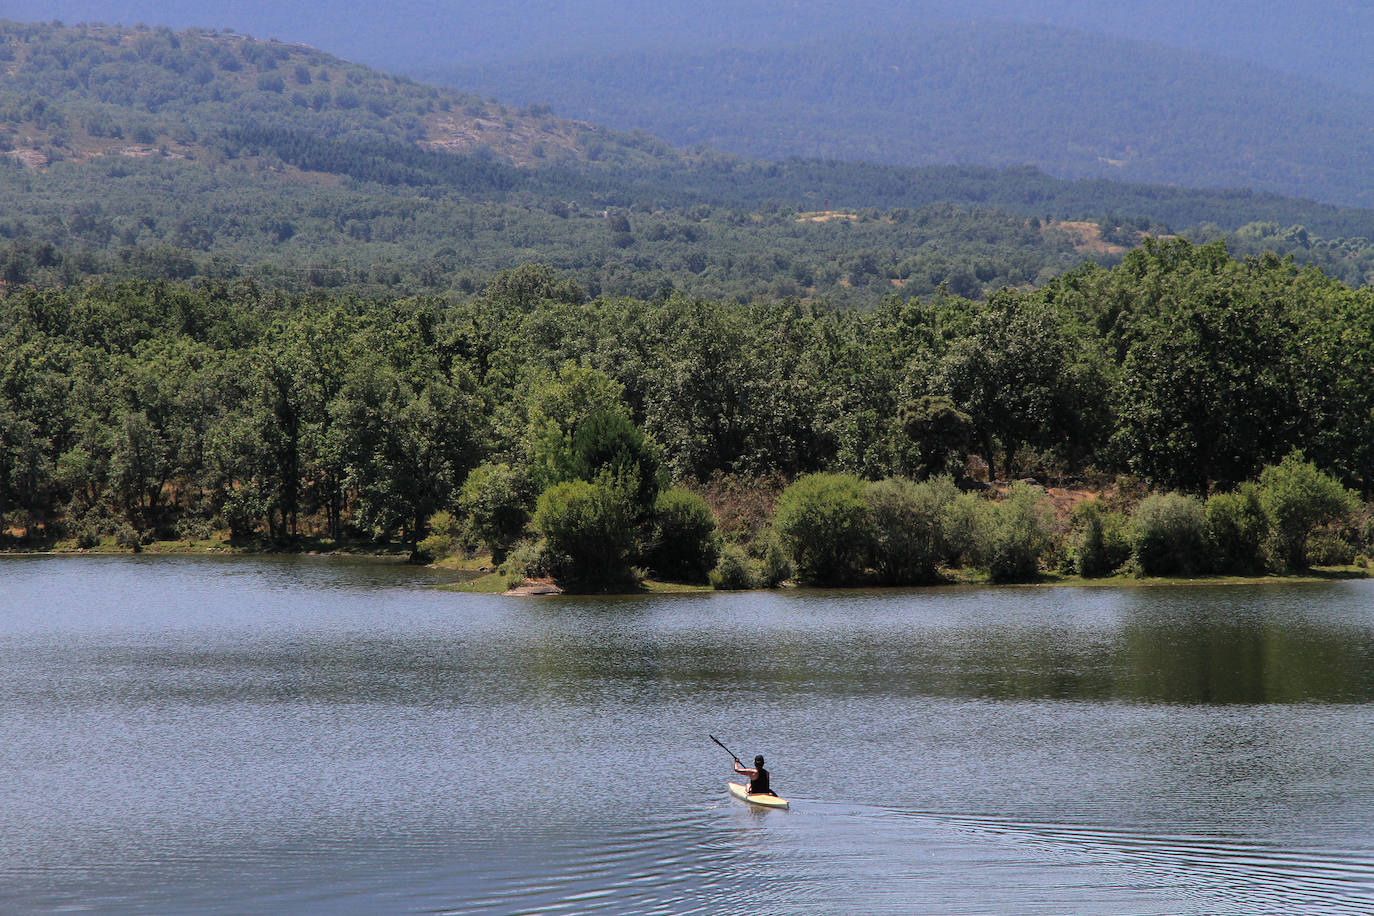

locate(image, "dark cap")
[[754, 755, 765, 767]]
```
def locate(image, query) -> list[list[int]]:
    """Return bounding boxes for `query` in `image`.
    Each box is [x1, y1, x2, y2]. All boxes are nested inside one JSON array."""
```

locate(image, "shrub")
[[942, 490, 992, 568], [1359, 511, 1374, 556], [644, 488, 719, 582], [693, 472, 788, 547], [1205, 484, 1268, 574], [175, 516, 215, 542], [709, 544, 757, 590], [772, 473, 871, 585], [414, 532, 452, 564], [499, 538, 553, 588], [460, 462, 533, 562], [1132, 492, 1209, 576], [982, 483, 1056, 582], [758, 535, 793, 588], [899, 396, 974, 477], [413, 509, 463, 563], [1072, 501, 1131, 578], [1306, 531, 1356, 567], [114, 523, 142, 552], [1258, 452, 1359, 570], [532, 479, 636, 585], [428, 509, 462, 537], [864, 476, 956, 584], [222, 482, 270, 540]]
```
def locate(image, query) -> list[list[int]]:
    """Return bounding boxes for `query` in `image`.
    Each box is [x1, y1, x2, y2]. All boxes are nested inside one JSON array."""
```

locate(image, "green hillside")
[[0, 19, 675, 169], [3, 20, 1374, 301]]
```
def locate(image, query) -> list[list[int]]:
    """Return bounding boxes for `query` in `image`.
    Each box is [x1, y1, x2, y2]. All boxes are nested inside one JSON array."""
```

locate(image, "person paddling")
[[712, 735, 789, 808], [733, 754, 777, 797]]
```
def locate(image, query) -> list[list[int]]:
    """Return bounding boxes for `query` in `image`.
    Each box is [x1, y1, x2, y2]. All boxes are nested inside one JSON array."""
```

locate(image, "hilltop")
[[0, 19, 679, 171]]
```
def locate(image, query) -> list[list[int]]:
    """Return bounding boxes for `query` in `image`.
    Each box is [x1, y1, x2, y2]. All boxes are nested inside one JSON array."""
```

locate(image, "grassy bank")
[[443, 569, 717, 595], [1010, 566, 1370, 588], [450, 564, 1369, 596]]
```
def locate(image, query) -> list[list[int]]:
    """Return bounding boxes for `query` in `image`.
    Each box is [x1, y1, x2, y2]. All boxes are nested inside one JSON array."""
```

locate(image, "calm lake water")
[[2, 556, 1373, 914]]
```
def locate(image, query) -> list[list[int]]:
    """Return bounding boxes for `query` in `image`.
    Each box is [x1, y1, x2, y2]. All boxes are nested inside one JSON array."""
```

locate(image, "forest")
[[3, 240, 1371, 587]]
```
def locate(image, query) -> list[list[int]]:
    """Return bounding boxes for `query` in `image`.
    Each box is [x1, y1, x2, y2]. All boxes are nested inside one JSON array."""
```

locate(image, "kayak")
[[728, 781, 790, 809]]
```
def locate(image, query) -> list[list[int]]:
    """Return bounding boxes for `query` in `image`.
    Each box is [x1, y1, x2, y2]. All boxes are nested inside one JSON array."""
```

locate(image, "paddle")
[[710, 734, 743, 766]]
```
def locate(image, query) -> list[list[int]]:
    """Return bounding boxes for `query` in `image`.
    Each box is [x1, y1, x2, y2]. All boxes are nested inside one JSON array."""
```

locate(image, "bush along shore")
[[438, 449, 1370, 594]]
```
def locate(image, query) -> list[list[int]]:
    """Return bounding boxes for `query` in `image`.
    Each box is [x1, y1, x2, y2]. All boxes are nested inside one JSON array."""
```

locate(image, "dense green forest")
[[5, 21, 1374, 303], [3, 242, 1371, 584], [444, 20, 1374, 208]]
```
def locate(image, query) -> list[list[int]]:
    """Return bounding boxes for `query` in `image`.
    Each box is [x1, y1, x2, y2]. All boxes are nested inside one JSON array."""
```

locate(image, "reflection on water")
[[1, 557, 1373, 914]]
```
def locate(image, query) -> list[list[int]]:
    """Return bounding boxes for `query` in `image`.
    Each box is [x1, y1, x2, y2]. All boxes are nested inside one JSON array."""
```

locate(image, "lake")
[[2, 556, 1373, 914]]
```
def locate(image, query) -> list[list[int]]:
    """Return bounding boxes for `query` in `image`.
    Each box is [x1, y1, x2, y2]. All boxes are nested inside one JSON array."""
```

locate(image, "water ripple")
[[904, 811, 1374, 915]]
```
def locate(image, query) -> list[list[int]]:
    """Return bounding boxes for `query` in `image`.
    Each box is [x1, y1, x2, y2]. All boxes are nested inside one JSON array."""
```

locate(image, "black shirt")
[[749, 765, 772, 796]]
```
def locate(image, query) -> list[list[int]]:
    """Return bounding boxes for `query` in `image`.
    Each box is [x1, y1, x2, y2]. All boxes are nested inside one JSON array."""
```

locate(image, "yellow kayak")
[[728, 781, 790, 809]]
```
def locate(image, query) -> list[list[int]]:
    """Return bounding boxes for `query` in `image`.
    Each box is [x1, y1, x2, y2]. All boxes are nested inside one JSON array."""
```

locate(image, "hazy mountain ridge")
[[439, 20, 1374, 208]]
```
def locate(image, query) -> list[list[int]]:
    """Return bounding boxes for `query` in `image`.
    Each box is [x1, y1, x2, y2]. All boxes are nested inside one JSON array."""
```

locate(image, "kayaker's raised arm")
[[732, 759, 757, 778]]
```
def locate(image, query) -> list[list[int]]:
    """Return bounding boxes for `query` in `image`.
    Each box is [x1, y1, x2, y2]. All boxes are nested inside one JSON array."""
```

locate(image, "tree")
[[459, 461, 534, 562], [937, 290, 1107, 480], [1106, 240, 1303, 492], [349, 376, 482, 551], [638, 298, 786, 480], [486, 262, 585, 310], [526, 365, 628, 488], [898, 396, 973, 479], [570, 409, 663, 519], [108, 410, 171, 528], [251, 328, 313, 539]]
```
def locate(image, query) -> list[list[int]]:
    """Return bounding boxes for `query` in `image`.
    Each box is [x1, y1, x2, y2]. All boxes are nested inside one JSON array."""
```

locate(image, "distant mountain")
[[438, 20, 1374, 208], [4, 20, 1374, 302]]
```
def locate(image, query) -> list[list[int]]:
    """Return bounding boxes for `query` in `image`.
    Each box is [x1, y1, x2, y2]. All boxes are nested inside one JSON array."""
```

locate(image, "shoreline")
[[0, 537, 415, 561], [450, 566, 1370, 596], [5, 540, 1367, 594]]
